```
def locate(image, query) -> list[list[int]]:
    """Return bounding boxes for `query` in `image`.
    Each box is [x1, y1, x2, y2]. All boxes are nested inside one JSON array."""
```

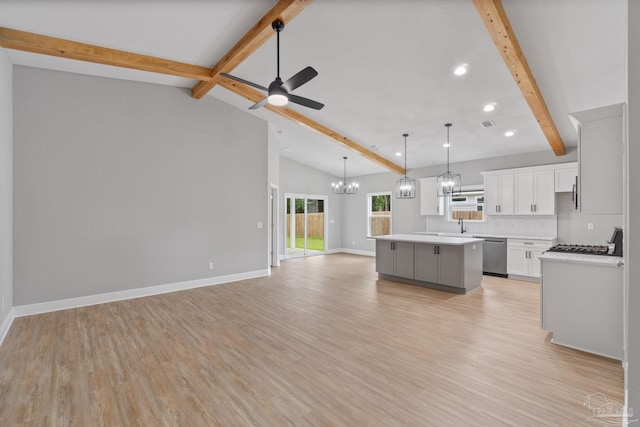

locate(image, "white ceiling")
[[0, 0, 627, 178]]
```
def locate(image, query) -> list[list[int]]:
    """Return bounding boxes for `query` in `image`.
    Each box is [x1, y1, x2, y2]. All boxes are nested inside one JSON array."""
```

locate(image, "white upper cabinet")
[[483, 173, 514, 215], [419, 177, 444, 216], [514, 170, 555, 215], [554, 164, 578, 192], [570, 103, 624, 214]]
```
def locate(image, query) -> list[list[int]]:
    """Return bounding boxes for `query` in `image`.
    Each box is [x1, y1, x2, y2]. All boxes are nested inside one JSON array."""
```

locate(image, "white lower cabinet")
[[541, 255, 623, 360], [507, 239, 554, 279]]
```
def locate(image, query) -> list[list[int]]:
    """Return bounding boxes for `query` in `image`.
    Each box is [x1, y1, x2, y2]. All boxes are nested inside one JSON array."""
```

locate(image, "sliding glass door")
[[285, 194, 327, 257]]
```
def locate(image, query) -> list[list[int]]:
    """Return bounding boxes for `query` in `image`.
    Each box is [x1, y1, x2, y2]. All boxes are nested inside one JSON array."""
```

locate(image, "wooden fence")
[[286, 213, 325, 237], [371, 211, 391, 236]]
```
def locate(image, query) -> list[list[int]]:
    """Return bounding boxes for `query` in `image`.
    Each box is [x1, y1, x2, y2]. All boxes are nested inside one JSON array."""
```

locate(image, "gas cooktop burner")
[[548, 244, 610, 255]]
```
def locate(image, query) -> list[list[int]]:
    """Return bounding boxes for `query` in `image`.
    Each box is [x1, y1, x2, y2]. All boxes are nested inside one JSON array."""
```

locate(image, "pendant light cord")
[[276, 27, 280, 79]]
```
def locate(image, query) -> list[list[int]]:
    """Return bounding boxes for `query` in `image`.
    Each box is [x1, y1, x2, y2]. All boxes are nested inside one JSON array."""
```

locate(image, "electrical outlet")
[[587, 223, 594, 230], [352, 241, 356, 246], [208, 262, 214, 270], [1, 297, 4, 309]]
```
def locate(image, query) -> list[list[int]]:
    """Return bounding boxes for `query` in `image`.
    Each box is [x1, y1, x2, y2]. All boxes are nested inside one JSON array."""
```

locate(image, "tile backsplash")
[[425, 215, 558, 238]]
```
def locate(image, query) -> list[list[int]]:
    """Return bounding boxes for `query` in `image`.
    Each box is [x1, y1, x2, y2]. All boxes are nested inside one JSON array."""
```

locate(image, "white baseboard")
[[0, 308, 15, 348], [12, 269, 270, 318], [328, 248, 375, 257]]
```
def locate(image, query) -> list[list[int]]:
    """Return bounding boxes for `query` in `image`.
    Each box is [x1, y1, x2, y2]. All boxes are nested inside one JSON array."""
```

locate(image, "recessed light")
[[454, 64, 468, 76], [443, 143, 451, 148], [395, 152, 402, 157], [483, 103, 496, 112], [505, 130, 515, 137]]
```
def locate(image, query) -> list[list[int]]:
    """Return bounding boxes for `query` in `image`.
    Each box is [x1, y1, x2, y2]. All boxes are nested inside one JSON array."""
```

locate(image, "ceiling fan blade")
[[249, 97, 269, 110], [220, 73, 268, 92], [281, 66, 318, 92], [288, 94, 324, 110]]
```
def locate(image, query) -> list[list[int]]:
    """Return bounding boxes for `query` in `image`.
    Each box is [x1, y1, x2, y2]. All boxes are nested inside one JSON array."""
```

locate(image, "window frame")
[[367, 191, 392, 238]]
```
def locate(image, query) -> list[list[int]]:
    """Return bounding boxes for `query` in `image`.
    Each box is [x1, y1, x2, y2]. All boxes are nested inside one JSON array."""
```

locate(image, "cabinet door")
[[375, 240, 395, 275], [529, 249, 545, 278], [498, 174, 515, 214], [419, 178, 444, 216], [579, 115, 623, 214], [514, 172, 534, 214], [437, 245, 464, 288], [533, 171, 555, 215], [555, 166, 578, 192], [507, 246, 529, 276], [484, 174, 501, 215], [394, 242, 415, 279], [414, 243, 438, 283]]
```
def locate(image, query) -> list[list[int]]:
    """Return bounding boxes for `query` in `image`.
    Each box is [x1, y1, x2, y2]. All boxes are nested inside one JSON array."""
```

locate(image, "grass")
[[287, 236, 325, 252]]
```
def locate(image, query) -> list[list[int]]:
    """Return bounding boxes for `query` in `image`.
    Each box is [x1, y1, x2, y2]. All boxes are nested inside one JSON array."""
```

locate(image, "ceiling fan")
[[221, 19, 324, 110]]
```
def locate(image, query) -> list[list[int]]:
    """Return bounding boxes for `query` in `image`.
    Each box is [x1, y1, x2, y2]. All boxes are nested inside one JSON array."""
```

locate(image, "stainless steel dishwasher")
[[476, 236, 508, 277]]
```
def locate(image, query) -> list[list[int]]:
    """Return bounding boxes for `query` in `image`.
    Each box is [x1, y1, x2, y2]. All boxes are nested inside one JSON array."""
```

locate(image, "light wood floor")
[[0, 254, 624, 426]]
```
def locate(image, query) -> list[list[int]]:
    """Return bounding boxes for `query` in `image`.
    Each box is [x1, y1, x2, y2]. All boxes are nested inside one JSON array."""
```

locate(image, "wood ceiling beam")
[[219, 77, 405, 175], [0, 27, 213, 81], [191, 0, 312, 99], [472, 0, 566, 156]]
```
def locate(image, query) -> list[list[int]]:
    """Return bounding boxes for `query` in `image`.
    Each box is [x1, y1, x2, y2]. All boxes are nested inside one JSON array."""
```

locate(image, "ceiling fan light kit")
[[221, 19, 324, 111], [331, 157, 358, 195], [395, 133, 416, 199], [437, 123, 462, 197]]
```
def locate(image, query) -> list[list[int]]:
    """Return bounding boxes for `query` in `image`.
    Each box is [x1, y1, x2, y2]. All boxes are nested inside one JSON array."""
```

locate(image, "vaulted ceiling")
[[0, 0, 627, 177]]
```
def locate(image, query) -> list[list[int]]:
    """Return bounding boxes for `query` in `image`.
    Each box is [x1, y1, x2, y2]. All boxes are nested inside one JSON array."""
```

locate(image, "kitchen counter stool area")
[[373, 234, 483, 294]]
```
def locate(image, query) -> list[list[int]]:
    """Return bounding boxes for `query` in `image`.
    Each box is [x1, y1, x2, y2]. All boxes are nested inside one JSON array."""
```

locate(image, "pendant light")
[[395, 133, 416, 199], [437, 123, 462, 197], [331, 157, 358, 195]]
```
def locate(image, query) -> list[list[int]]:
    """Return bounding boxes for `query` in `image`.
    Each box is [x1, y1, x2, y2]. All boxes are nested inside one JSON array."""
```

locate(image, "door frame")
[[283, 193, 329, 259], [270, 184, 280, 268]]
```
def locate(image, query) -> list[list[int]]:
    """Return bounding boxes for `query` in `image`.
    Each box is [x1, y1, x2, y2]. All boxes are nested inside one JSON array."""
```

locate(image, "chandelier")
[[395, 133, 416, 199], [331, 156, 358, 195], [437, 123, 462, 197]]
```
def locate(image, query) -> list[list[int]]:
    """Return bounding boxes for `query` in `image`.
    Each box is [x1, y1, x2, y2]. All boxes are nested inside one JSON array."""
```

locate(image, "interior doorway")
[[284, 194, 327, 258]]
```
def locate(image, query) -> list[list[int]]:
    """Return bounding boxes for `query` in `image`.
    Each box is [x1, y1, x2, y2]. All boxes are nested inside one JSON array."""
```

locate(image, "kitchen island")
[[374, 234, 484, 294]]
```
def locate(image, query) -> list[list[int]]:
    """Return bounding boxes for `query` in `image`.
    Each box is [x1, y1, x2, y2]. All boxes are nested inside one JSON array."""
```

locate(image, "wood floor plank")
[[0, 254, 624, 426]]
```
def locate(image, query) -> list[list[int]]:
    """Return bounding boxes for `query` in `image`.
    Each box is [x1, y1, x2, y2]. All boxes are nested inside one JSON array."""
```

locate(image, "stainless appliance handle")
[[484, 239, 505, 244]]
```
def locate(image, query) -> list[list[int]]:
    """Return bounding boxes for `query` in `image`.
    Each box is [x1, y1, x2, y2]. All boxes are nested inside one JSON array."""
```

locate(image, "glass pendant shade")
[[396, 133, 416, 199], [331, 157, 358, 195], [437, 123, 462, 197]]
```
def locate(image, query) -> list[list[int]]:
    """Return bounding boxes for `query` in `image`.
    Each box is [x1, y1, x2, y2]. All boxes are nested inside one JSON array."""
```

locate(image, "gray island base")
[[374, 234, 484, 294]]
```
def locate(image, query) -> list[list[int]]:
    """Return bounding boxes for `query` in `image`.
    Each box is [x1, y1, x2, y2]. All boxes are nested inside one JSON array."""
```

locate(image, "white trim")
[[0, 308, 15, 348], [12, 269, 269, 318], [327, 248, 375, 257]]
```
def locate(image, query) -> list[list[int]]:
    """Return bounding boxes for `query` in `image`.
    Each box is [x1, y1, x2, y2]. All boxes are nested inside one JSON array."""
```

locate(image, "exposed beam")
[[219, 77, 405, 175], [472, 0, 566, 156], [191, 0, 312, 99], [0, 27, 213, 81]]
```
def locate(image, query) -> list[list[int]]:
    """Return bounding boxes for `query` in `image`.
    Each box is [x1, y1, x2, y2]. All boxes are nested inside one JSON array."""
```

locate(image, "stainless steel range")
[[547, 227, 623, 257], [547, 244, 609, 255]]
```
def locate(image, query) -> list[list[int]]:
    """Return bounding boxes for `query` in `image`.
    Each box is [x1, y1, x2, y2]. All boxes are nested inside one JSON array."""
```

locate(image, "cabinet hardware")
[[534, 204, 537, 212], [531, 204, 534, 212]]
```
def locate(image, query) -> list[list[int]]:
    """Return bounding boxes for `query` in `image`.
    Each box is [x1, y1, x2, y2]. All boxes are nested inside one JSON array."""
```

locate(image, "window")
[[448, 188, 485, 222], [368, 192, 392, 237]]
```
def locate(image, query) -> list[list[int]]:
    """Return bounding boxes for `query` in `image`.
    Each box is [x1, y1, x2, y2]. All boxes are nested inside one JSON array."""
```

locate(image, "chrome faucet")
[[458, 218, 466, 234]]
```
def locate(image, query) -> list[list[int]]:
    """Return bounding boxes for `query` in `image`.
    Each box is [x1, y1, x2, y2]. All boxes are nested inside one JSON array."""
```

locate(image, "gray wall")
[[627, 0, 639, 413], [556, 193, 622, 245], [279, 156, 343, 253], [0, 50, 12, 323], [13, 66, 268, 305]]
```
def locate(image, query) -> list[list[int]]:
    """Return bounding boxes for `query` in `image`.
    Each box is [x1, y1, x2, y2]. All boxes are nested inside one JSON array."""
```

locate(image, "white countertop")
[[415, 231, 557, 241], [374, 234, 483, 245], [539, 251, 624, 267]]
